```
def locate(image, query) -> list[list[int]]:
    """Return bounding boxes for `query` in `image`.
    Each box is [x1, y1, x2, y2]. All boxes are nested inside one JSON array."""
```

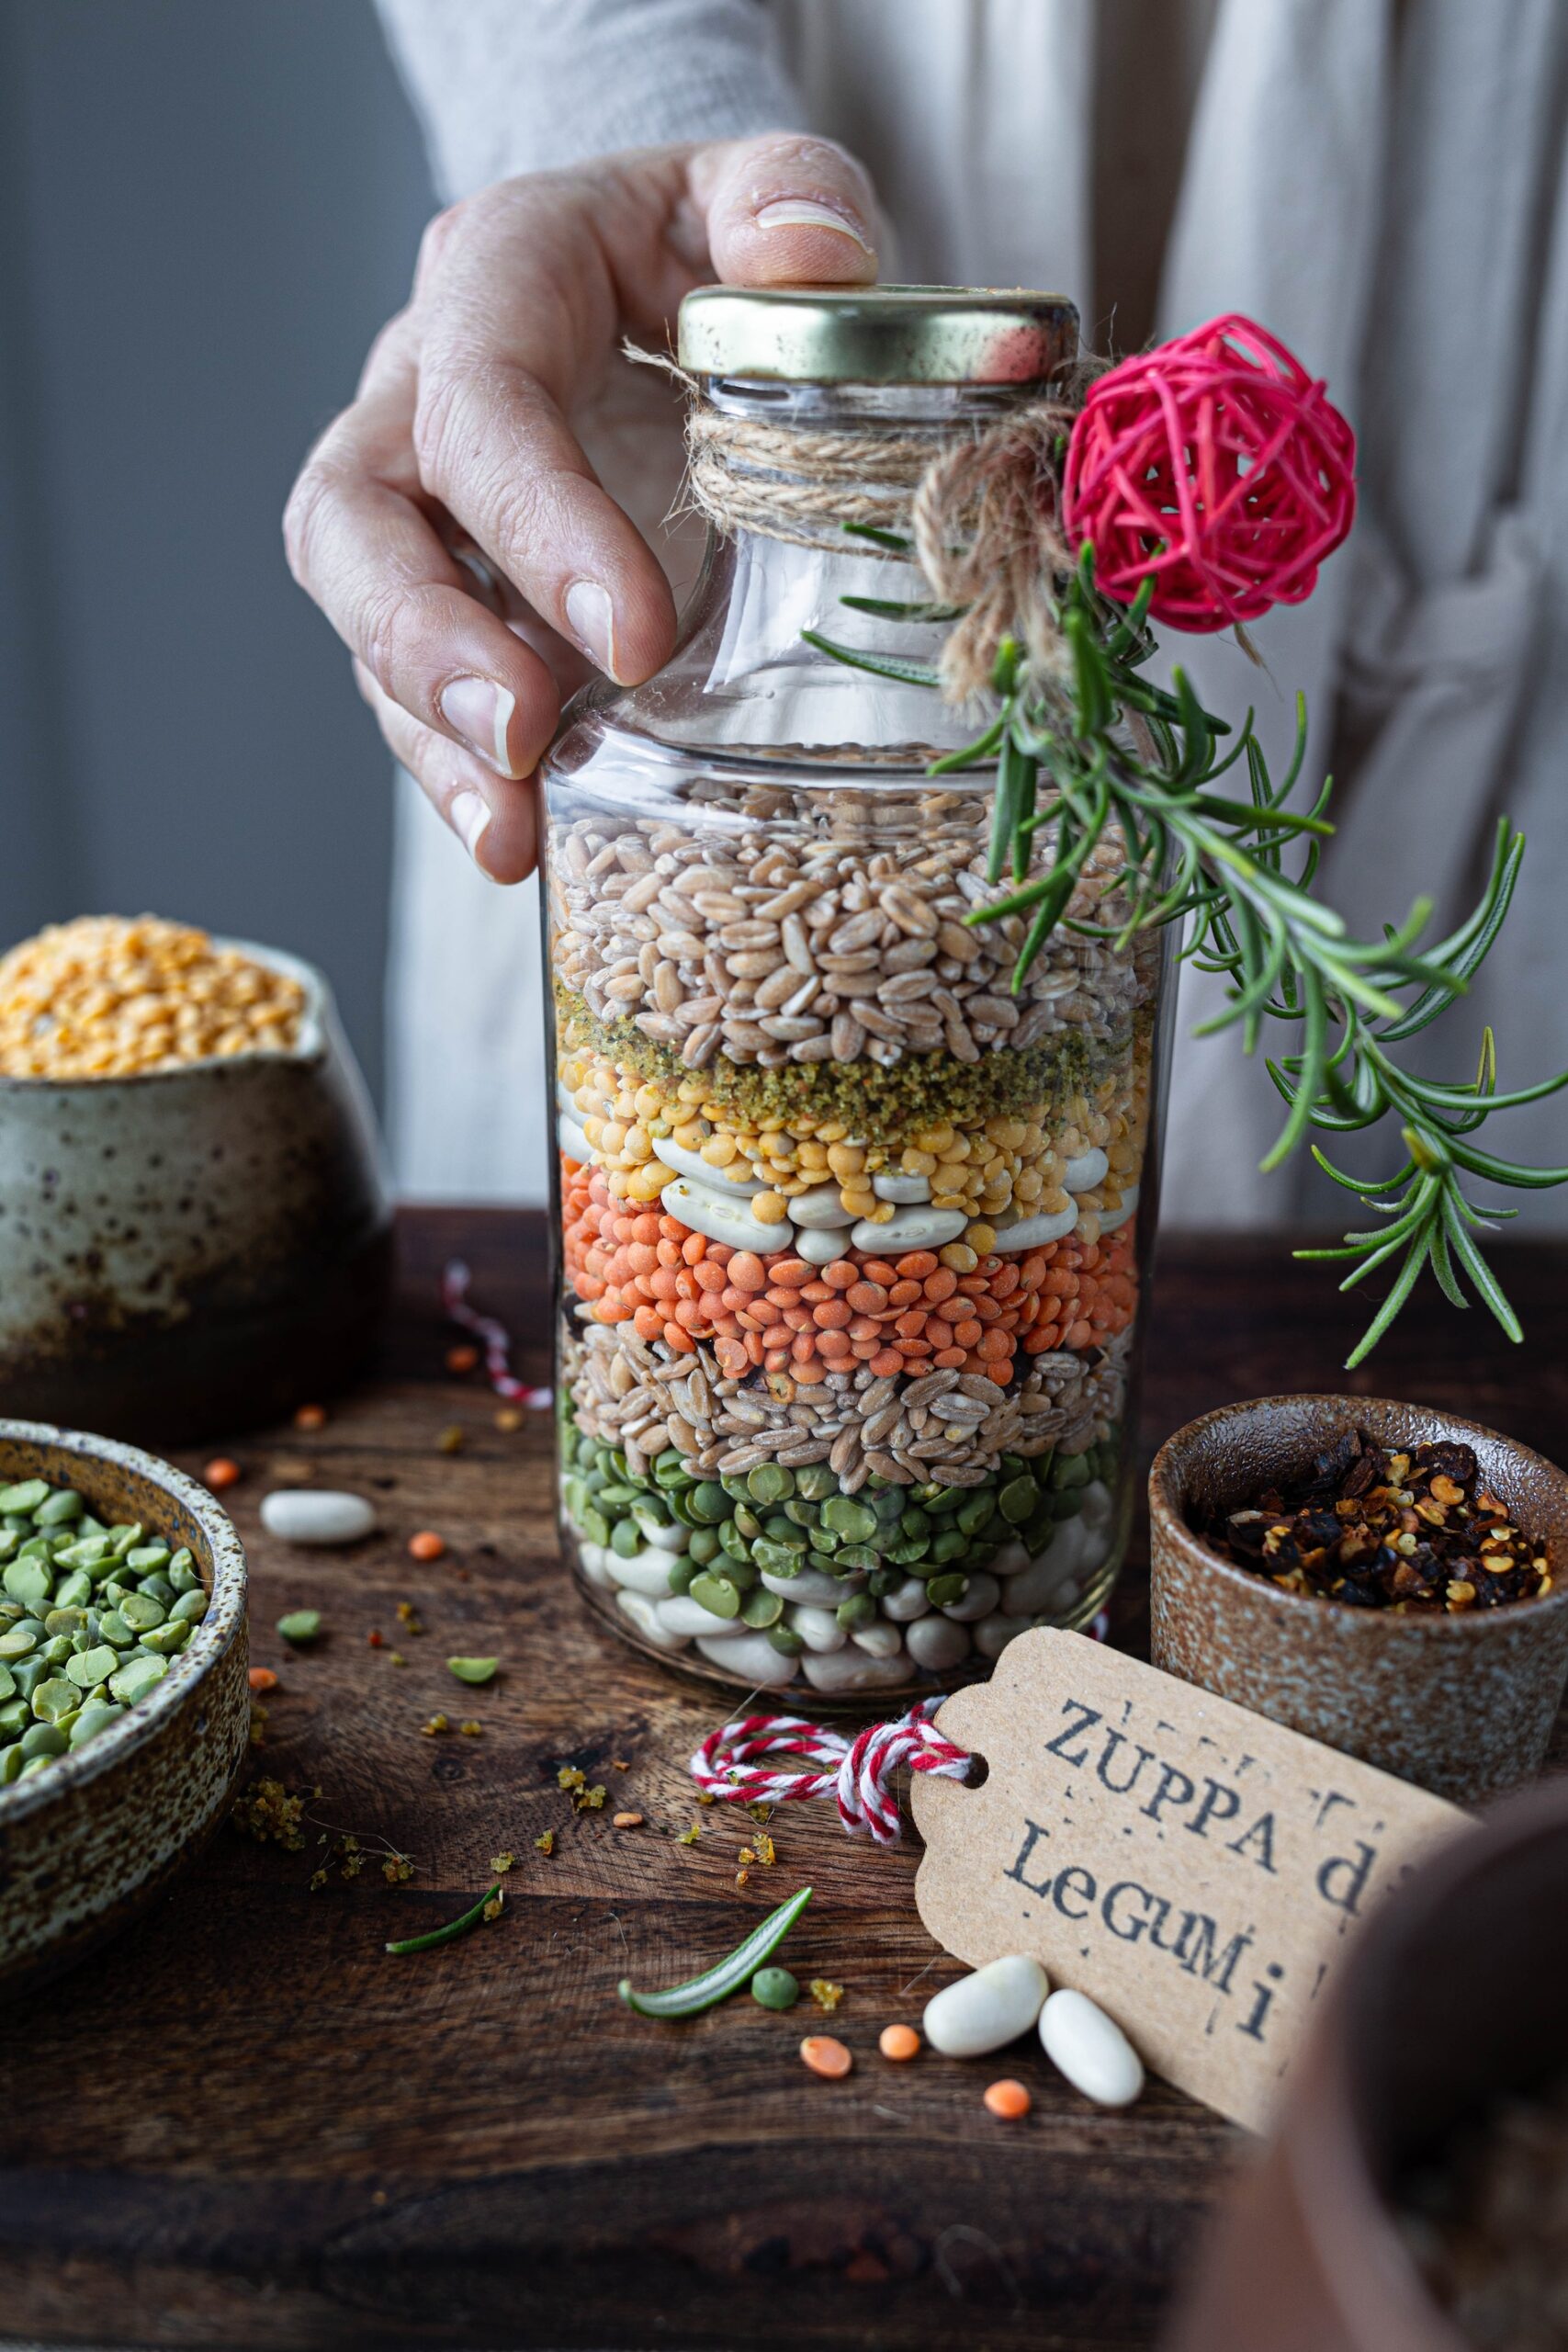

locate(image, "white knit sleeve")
[[376, 0, 807, 200]]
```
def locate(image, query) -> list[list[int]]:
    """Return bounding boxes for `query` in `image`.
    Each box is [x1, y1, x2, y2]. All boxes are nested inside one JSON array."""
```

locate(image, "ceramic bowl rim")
[[0, 1418, 247, 1823], [1148, 1391, 1568, 1644], [0, 934, 329, 1088]]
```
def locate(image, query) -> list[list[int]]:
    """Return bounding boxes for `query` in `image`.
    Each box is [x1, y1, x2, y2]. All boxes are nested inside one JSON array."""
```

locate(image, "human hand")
[[284, 134, 879, 881]]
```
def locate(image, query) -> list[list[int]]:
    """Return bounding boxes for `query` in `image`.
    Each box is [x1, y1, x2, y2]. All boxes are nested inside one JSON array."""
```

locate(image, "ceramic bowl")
[[1148, 1394, 1568, 1804], [1163, 1774, 1568, 2352], [0, 1419, 249, 1998], [0, 938, 393, 1443]]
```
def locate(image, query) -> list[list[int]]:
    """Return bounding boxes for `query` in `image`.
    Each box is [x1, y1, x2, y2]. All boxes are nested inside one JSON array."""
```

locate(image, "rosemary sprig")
[[807, 537, 1568, 1363]]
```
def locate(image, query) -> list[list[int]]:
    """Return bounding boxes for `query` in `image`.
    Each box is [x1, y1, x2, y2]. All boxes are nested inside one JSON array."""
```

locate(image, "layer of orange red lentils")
[[561, 1160, 1136, 1387]]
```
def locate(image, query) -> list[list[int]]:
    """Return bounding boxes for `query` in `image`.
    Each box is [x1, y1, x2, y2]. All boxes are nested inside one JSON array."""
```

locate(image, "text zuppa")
[[1041, 1694, 1382, 1917]]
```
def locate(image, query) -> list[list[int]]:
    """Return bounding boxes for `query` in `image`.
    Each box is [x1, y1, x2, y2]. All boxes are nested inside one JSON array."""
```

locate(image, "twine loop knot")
[[688, 1699, 973, 1847]]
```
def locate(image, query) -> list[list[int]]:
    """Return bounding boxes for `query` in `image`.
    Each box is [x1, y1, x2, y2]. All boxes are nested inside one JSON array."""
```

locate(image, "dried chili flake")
[[1199, 1429, 1551, 1613]]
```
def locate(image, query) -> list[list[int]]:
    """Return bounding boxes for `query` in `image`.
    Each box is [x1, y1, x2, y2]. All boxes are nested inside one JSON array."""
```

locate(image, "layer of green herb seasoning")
[[556, 987, 1145, 1143]]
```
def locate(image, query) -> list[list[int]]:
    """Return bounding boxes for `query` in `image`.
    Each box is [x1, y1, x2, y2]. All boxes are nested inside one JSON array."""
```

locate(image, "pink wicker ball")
[[1062, 313, 1358, 632]]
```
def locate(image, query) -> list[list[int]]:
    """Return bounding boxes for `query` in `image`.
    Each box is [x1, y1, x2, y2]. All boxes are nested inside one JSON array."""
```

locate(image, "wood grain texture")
[[4, 1210, 1565, 2352]]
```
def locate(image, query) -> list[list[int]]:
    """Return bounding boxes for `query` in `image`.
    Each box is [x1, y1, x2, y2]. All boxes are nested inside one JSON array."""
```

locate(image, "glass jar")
[[543, 287, 1173, 1701]]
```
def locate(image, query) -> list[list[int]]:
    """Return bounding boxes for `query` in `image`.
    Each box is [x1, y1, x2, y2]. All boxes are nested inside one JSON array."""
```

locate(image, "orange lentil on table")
[[984, 2079, 1032, 2120], [204, 1457, 242, 1491], [446, 1344, 479, 1374], [560, 1163, 1137, 1388], [408, 1532, 446, 1563], [879, 2024, 921, 2062], [247, 1667, 279, 1692], [293, 1404, 327, 1431], [800, 2036, 853, 2080]]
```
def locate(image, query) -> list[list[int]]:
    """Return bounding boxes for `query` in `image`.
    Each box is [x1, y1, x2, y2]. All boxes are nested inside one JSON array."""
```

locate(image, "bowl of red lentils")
[[0, 916, 393, 1444]]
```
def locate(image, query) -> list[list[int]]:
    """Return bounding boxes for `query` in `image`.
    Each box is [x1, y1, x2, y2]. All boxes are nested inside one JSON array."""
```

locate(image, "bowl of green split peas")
[[0, 1418, 249, 1997]]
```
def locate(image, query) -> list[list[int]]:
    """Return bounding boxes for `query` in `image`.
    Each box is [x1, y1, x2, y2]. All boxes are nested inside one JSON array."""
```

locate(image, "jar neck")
[[605, 376, 1042, 768]]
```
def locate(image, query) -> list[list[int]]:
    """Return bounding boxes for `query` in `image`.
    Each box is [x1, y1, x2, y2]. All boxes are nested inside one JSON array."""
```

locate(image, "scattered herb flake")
[[421, 1713, 450, 1736], [491, 1852, 516, 1875], [458, 1719, 483, 1737], [535, 1830, 556, 1857], [232, 1777, 307, 1849], [557, 1764, 586, 1792], [677, 1823, 702, 1846], [809, 1979, 844, 2013]]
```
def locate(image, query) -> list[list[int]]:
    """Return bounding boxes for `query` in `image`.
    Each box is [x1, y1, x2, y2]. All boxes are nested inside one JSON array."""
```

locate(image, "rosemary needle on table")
[[385, 1883, 502, 1955], [618, 1886, 813, 2018]]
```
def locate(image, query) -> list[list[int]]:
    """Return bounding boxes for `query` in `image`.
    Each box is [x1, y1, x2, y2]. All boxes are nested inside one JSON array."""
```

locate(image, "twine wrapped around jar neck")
[[626, 340, 1103, 705]]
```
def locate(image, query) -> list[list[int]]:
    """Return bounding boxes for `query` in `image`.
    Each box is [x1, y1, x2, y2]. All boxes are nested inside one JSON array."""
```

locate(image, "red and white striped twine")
[[689, 1698, 973, 1846], [687, 1616, 1109, 1844], [442, 1260, 552, 1408]]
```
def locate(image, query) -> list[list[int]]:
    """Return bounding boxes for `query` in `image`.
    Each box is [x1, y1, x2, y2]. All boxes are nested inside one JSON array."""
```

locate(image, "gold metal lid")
[[677, 284, 1079, 386]]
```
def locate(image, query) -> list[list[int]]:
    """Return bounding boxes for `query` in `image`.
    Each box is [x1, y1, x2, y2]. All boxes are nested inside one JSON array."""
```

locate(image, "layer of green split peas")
[[558, 1396, 1118, 1648], [0, 1476, 210, 1783]]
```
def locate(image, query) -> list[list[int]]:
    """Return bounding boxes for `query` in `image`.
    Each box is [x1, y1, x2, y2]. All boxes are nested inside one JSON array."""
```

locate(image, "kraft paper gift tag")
[[911, 1628, 1465, 2131]]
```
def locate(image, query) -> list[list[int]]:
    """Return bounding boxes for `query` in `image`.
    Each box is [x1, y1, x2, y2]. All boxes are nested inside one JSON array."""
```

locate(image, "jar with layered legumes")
[[543, 287, 1172, 1700]]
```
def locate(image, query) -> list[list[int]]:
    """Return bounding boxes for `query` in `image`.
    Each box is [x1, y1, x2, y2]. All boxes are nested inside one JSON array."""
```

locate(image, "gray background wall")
[[0, 0, 433, 1103]]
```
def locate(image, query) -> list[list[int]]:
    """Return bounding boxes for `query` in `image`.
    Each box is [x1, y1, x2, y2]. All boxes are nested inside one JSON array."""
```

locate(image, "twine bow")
[[626, 338, 1101, 706], [688, 1699, 973, 1846]]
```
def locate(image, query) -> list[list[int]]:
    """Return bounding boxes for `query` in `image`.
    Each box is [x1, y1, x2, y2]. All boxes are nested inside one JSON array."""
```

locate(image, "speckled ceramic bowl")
[[0, 1419, 248, 1998], [1149, 1395, 1568, 1804], [0, 937, 393, 1443]]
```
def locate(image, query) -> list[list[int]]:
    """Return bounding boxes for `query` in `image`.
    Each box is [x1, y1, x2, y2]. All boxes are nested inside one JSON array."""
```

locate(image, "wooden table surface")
[[6, 1210, 1567, 2352]]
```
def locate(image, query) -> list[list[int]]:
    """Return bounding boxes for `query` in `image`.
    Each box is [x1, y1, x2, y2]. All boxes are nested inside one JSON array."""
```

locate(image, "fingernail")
[[754, 198, 873, 252], [565, 579, 619, 680], [448, 787, 492, 865], [439, 675, 516, 775]]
